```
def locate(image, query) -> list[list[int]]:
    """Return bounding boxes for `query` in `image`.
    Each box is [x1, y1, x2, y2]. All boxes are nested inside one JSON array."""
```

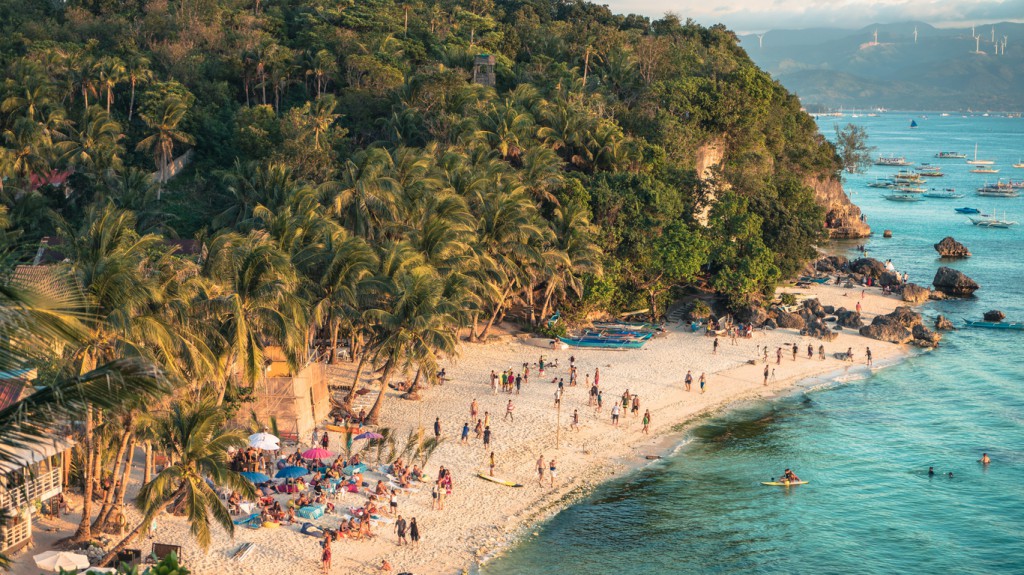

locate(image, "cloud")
[[601, 0, 1024, 32]]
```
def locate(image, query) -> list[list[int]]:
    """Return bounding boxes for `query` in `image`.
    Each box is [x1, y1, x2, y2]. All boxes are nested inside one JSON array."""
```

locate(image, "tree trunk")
[[106, 88, 112, 113], [94, 420, 133, 531], [539, 285, 555, 328], [143, 441, 152, 485], [97, 485, 186, 567], [128, 79, 136, 121], [365, 359, 395, 425], [113, 435, 137, 514], [467, 313, 480, 343], [403, 368, 422, 400], [526, 283, 536, 326], [71, 405, 95, 542], [478, 288, 511, 341], [344, 354, 367, 410], [329, 322, 341, 364]]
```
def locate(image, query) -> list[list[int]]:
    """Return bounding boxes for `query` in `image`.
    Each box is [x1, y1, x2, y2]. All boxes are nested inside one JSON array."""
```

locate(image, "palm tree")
[[56, 107, 124, 179], [538, 202, 602, 323], [97, 57, 126, 114], [200, 230, 305, 406], [306, 229, 377, 364], [330, 148, 401, 241], [123, 54, 154, 122], [363, 263, 458, 421], [99, 400, 255, 565], [136, 96, 193, 195]]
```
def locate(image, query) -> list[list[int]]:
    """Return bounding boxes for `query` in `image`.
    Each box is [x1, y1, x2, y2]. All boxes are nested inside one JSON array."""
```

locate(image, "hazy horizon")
[[601, 0, 1024, 34]]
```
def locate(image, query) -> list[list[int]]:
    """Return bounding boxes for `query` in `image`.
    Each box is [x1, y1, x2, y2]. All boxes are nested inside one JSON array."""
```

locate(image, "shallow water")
[[483, 114, 1024, 574]]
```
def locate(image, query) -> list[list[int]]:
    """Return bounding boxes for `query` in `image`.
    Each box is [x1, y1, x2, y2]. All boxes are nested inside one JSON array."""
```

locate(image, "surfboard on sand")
[[477, 473, 523, 487], [761, 480, 809, 486]]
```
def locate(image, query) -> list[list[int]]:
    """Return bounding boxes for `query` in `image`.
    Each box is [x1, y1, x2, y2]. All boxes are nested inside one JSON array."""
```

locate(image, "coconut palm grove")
[[0, 0, 851, 569]]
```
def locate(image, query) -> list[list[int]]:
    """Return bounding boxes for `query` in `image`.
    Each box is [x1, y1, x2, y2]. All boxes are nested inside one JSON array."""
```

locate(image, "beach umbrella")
[[240, 471, 271, 484], [248, 432, 280, 450], [302, 448, 334, 460], [354, 432, 383, 441], [276, 465, 308, 479], [33, 551, 90, 572]]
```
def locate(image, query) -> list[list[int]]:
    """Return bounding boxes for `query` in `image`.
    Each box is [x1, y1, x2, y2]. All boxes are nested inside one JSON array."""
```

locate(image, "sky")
[[601, 0, 1024, 33]]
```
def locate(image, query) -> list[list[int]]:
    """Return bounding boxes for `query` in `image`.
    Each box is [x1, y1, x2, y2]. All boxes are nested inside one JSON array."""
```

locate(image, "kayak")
[[761, 480, 809, 486], [477, 473, 522, 487]]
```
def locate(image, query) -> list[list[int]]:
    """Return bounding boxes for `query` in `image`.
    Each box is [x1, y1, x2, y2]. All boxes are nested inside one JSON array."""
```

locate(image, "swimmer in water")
[[928, 467, 935, 477], [948, 472, 954, 478], [979, 453, 990, 465]]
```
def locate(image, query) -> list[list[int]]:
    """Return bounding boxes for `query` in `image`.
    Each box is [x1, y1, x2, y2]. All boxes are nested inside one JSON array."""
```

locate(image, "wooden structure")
[[0, 438, 72, 555], [240, 347, 330, 443], [472, 54, 496, 86]]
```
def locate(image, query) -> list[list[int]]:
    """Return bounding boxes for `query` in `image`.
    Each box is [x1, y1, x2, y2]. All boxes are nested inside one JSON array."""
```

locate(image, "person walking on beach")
[[431, 484, 439, 510], [483, 426, 491, 448], [763, 364, 769, 386], [856, 300, 862, 314], [474, 419, 483, 440], [685, 371, 693, 392], [763, 347, 769, 363], [866, 347, 873, 367], [807, 344, 814, 359], [792, 343, 798, 361], [572, 409, 580, 432], [713, 337, 719, 355], [490, 370, 497, 394], [589, 383, 597, 406], [549, 458, 557, 487], [434, 417, 442, 440], [461, 422, 469, 444], [321, 531, 332, 573], [596, 390, 603, 413], [409, 518, 420, 546], [395, 515, 407, 546], [389, 489, 398, 516], [776, 347, 783, 365], [505, 399, 515, 422], [846, 347, 854, 362], [537, 455, 545, 485], [471, 399, 478, 420], [699, 372, 707, 393], [611, 403, 621, 425], [594, 367, 600, 387], [484, 411, 490, 428], [819, 345, 825, 360], [489, 451, 496, 476], [515, 373, 522, 394], [642, 410, 651, 434], [631, 395, 640, 417]]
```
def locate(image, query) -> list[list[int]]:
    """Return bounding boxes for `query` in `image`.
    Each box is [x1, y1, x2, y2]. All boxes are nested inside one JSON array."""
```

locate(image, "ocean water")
[[483, 114, 1024, 575]]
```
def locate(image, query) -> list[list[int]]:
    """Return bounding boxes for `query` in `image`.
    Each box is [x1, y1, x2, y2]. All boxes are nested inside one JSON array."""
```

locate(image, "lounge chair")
[[150, 543, 182, 563]]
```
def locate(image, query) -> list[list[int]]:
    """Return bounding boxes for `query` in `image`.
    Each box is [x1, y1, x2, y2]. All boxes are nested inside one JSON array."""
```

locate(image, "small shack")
[[472, 54, 496, 86], [240, 347, 330, 444]]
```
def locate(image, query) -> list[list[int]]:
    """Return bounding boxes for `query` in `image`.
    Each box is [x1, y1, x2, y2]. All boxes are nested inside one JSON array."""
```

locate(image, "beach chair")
[[151, 543, 182, 563], [117, 549, 142, 568]]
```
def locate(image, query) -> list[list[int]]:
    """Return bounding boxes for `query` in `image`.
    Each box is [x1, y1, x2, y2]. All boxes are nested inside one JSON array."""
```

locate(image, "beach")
[[8, 281, 915, 575]]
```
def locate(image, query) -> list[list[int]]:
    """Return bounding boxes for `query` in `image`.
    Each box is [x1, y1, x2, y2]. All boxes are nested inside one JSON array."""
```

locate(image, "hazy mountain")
[[739, 22, 1024, 111]]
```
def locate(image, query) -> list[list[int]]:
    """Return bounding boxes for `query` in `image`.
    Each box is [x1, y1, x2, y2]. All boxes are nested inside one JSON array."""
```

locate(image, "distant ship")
[[966, 143, 995, 165], [875, 155, 911, 166], [910, 119, 918, 128], [935, 152, 966, 159]]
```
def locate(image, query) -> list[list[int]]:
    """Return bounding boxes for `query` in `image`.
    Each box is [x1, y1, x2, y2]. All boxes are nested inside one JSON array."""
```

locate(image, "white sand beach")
[[8, 282, 917, 575]]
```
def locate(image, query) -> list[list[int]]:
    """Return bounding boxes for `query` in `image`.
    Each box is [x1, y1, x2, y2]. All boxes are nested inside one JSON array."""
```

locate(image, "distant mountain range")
[[738, 22, 1024, 111]]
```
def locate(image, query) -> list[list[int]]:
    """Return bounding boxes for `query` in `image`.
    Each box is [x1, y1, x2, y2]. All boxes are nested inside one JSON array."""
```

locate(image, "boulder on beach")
[[932, 266, 979, 297], [850, 257, 887, 278], [734, 304, 768, 326], [912, 324, 942, 348], [879, 271, 901, 287], [983, 310, 1005, 321], [815, 255, 849, 273], [934, 236, 971, 258], [775, 311, 806, 330], [834, 308, 863, 329], [803, 319, 837, 341], [901, 283, 931, 304], [763, 318, 777, 330], [859, 306, 923, 344], [934, 315, 955, 331]]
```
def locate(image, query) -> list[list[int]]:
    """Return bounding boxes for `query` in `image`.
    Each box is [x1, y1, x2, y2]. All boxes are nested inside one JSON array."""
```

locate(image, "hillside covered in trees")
[[0, 0, 844, 332]]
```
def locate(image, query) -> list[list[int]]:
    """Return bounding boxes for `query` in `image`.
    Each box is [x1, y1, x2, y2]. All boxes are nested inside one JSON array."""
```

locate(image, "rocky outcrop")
[[775, 311, 806, 330], [734, 304, 768, 326], [934, 237, 971, 258], [912, 325, 942, 348], [932, 266, 979, 297], [815, 255, 849, 273], [983, 310, 1005, 321], [879, 271, 901, 287], [858, 307, 919, 344], [901, 283, 931, 304], [803, 318, 837, 341], [763, 318, 777, 329], [850, 258, 886, 278], [834, 308, 863, 329], [934, 315, 955, 330], [808, 175, 871, 239]]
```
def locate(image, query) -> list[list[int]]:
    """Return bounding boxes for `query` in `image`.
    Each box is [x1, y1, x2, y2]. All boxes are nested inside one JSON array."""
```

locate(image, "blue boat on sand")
[[559, 336, 648, 349]]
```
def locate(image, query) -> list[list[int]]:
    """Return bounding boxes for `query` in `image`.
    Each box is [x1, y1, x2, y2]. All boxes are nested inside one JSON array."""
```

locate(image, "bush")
[[688, 300, 712, 320], [779, 293, 797, 307]]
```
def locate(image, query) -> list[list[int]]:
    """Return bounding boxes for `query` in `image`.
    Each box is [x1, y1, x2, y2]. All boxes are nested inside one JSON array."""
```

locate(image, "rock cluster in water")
[[932, 266, 979, 297], [901, 283, 931, 303], [983, 310, 1005, 321], [934, 315, 955, 330], [859, 306, 942, 347], [934, 236, 971, 258]]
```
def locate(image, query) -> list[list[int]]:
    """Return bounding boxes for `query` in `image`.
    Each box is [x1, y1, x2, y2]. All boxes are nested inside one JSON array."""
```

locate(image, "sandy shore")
[[7, 281, 916, 575]]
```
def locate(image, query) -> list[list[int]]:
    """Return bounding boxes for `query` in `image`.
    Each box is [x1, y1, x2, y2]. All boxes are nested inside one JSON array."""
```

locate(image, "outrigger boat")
[[963, 319, 1024, 330]]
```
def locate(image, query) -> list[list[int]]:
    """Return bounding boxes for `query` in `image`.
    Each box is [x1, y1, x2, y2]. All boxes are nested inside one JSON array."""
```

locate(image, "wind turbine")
[[913, 26, 918, 44], [991, 26, 995, 43], [1003, 36, 1008, 55], [873, 29, 878, 45], [757, 34, 765, 49]]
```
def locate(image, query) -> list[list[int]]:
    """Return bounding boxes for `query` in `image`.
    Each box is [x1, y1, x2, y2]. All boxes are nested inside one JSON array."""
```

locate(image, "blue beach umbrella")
[[240, 471, 271, 484], [276, 466, 308, 479]]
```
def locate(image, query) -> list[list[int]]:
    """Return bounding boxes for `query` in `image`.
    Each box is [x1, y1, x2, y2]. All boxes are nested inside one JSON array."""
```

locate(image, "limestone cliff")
[[806, 175, 871, 239]]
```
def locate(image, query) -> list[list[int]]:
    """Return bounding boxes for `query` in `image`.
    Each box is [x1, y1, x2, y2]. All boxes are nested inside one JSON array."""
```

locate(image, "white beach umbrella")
[[248, 432, 280, 450], [83, 568, 118, 574], [33, 550, 90, 572]]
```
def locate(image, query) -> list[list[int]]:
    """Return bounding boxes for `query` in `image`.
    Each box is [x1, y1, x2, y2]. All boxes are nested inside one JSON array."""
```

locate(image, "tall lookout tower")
[[472, 54, 496, 86]]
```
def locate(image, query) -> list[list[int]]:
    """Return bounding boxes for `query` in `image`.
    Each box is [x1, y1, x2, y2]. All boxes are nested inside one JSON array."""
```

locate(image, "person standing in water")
[[979, 453, 991, 465], [866, 347, 873, 367]]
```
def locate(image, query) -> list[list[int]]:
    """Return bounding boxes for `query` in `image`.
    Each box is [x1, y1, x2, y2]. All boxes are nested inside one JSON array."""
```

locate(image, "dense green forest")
[[0, 0, 839, 328]]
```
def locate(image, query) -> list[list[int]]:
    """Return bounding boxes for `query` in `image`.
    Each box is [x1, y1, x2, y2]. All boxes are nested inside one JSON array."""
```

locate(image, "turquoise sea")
[[483, 114, 1024, 574]]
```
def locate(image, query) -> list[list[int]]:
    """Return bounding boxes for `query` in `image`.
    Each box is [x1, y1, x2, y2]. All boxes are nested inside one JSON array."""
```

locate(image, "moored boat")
[[954, 207, 980, 214], [875, 155, 911, 166], [559, 336, 648, 349], [935, 151, 967, 159], [884, 193, 924, 202], [966, 143, 995, 165], [969, 215, 1018, 228], [963, 319, 1024, 330], [970, 167, 999, 174], [922, 190, 963, 199]]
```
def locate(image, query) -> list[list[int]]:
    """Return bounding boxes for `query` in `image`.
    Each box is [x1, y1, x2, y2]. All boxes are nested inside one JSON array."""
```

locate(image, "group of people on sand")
[[683, 370, 707, 393]]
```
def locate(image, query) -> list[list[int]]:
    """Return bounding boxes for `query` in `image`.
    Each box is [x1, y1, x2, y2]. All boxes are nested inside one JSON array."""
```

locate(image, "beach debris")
[[983, 310, 1005, 321], [934, 236, 971, 258], [932, 266, 980, 297], [900, 283, 931, 303], [934, 315, 956, 330]]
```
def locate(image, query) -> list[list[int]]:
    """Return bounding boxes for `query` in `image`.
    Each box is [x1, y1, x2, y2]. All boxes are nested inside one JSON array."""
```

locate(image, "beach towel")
[[296, 505, 325, 520]]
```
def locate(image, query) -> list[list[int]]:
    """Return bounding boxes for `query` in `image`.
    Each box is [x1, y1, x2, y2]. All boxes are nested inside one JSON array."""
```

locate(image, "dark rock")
[[824, 316, 837, 322], [883, 229, 893, 238], [912, 324, 942, 348], [934, 315, 955, 330], [815, 255, 849, 273], [879, 271, 901, 287], [859, 306, 923, 344], [822, 305, 835, 314], [803, 319, 837, 341], [929, 291, 947, 301], [834, 308, 863, 329], [983, 310, 1005, 321], [932, 266, 980, 297], [901, 283, 931, 304], [775, 311, 806, 330], [934, 236, 971, 258], [734, 305, 768, 326], [850, 258, 887, 278], [763, 318, 777, 329]]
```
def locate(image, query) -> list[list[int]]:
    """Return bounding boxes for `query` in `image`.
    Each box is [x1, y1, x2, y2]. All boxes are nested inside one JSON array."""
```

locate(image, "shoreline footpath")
[[6, 281, 922, 575]]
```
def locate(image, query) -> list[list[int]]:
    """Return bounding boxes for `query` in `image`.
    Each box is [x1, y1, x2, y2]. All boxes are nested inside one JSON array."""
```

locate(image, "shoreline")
[[7, 281, 922, 575]]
